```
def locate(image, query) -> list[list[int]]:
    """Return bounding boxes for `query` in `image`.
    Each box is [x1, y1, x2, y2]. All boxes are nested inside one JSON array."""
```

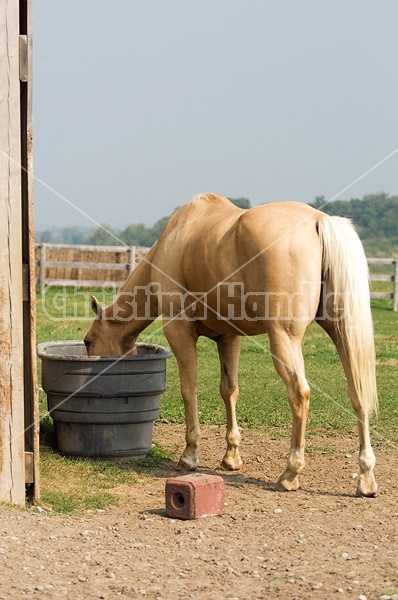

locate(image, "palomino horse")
[[84, 193, 378, 496]]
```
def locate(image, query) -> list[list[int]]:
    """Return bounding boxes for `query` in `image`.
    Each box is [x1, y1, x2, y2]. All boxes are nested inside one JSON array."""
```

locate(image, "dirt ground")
[[0, 423, 397, 600]]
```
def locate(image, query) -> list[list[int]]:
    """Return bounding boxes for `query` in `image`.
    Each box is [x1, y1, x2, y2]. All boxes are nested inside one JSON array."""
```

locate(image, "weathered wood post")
[[39, 242, 47, 294], [0, 0, 39, 504], [127, 246, 137, 275]]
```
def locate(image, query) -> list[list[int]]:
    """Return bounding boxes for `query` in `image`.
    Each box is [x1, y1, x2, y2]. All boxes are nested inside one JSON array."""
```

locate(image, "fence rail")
[[35, 243, 150, 294], [35, 244, 397, 310], [368, 257, 398, 311]]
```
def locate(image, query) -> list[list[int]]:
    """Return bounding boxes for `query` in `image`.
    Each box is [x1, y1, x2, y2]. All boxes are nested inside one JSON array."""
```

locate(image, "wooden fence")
[[367, 257, 398, 311], [35, 244, 397, 310], [35, 243, 150, 294]]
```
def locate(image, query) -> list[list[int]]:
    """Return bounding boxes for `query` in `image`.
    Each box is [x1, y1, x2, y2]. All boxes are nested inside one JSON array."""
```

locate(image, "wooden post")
[[0, 0, 39, 504], [39, 243, 47, 295], [0, 0, 26, 505], [393, 260, 398, 312], [128, 246, 137, 275], [20, 0, 39, 500]]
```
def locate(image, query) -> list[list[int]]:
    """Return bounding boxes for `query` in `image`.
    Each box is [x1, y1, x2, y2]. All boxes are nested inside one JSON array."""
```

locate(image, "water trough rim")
[[37, 340, 172, 362]]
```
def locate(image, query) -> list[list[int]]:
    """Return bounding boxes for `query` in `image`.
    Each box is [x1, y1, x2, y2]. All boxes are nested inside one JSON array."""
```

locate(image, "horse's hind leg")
[[217, 335, 242, 470], [269, 331, 310, 492], [325, 328, 377, 497], [348, 381, 377, 497]]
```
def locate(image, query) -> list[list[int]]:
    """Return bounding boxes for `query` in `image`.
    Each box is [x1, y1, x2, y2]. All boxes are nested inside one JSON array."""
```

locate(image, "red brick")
[[165, 473, 224, 520]]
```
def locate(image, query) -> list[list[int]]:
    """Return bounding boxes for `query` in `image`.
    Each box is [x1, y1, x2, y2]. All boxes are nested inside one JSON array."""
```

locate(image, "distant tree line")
[[309, 193, 398, 256], [37, 226, 93, 245], [36, 194, 397, 256]]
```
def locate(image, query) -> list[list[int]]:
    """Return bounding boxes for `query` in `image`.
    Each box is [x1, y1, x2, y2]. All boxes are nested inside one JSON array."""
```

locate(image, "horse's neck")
[[106, 245, 159, 325]]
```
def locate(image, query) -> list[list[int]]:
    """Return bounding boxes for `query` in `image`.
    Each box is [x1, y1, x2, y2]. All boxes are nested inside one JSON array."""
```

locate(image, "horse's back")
[[159, 193, 321, 248], [154, 193, 323, 294], [161, 193, 321, 264]]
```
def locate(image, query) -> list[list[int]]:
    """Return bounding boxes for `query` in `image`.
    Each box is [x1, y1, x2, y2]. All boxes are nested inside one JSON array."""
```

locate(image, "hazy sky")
[[33, 1, 398, 231]]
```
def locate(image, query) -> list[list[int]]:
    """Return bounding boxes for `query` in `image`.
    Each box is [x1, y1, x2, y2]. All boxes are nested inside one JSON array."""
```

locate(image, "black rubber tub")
[[37, 341, 172, 460]]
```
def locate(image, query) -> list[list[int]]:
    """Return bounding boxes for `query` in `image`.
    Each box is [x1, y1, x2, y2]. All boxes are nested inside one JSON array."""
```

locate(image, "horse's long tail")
[[317, 215, 378, 417]]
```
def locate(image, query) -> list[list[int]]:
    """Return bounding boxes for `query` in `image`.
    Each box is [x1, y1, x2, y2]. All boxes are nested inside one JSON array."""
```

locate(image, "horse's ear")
[[91, 295, 103, 319]]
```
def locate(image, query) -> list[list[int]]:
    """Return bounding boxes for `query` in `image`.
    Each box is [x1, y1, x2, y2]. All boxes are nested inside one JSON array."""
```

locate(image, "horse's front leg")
[[217, 335, 242, 470], [164, 320, 200, 470]]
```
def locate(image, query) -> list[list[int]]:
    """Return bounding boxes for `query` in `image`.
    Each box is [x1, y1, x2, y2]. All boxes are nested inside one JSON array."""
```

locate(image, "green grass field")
[[36, 286, 397, 512]]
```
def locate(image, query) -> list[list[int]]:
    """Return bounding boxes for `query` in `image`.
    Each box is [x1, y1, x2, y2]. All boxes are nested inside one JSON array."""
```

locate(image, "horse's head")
[[83, 296, 138, 356]]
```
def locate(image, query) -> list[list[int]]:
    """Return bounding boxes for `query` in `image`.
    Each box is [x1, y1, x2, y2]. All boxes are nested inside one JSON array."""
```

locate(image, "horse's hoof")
[[356, 476, 378, 497], [275, 474, 300, 492], [176, 458, 198, 471], [221, 456, 243, 471]]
